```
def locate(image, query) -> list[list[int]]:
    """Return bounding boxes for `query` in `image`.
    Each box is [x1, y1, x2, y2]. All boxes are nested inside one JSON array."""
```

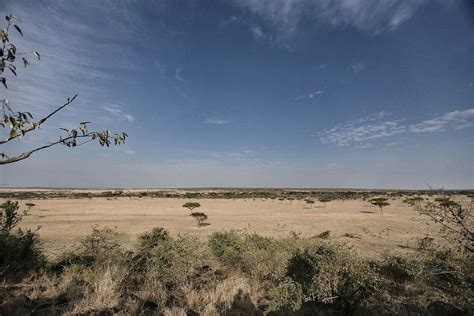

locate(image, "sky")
[[0, 0, 473, 189]]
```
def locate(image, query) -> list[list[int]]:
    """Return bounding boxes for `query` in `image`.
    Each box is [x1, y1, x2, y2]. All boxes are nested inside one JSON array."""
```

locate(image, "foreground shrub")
[[277, 241, 384, 314], [146, 234, 216, 289], [380, 254, 418, 281], [208, 230, 243, 267], [0, 200, 44, 280], [415, 199, 473, 252], [80, 225, 122, 261], [136, 226, 170, 254]]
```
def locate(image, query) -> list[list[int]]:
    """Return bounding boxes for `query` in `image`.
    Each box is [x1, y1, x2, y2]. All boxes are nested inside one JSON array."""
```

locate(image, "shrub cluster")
[[0, 224, 472, 315]]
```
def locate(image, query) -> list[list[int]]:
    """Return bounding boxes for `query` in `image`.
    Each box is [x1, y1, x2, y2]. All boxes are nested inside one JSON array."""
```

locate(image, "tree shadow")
[[224, 289, 260, 315]]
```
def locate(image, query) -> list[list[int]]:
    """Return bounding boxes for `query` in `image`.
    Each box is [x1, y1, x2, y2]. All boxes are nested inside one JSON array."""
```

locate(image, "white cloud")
[[409, 109, 474, 133], [204, 118, 230, 125], [175, 67, 186, 81], [349, 62, 366, 73], [318, 108, 474, 146], [295, 90, 323, 101], [102, 104, 134, 123], [232, 0, 435, 40]]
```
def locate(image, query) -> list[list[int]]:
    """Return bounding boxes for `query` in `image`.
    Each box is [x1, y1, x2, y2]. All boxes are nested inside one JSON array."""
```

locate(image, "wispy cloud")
[[204, 118, 230, 125], [175, 67, 186, 82], [1, 1, 137, 137], [231, 0, 438, 41], [295, 90, 323, 101], [318, 109, 474, 146], [101, 104, 134, 123], [409, 109, 474, 133], [349, 62, 366, 73], [250, 25, 274, 43]]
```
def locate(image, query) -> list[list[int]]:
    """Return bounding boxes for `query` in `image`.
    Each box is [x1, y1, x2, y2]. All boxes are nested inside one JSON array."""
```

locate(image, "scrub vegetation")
[[0, 195, 472, 315]]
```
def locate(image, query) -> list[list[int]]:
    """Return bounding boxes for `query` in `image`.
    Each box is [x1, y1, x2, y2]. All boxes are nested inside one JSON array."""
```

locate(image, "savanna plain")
[[0, 188, 472, 315]]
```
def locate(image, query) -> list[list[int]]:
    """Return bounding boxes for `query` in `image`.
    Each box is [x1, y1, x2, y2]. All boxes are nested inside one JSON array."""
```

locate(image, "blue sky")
[[1, 0, 473, 189]]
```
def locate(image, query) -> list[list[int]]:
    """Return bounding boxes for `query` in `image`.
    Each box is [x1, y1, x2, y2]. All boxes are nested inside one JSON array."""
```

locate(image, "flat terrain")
[[0, 189, 462, 259]]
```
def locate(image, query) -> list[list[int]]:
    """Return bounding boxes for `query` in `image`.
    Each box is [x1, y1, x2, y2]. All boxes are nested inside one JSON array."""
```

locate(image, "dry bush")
[[162, 306, 187, 316], [69, 264, 127, 314]]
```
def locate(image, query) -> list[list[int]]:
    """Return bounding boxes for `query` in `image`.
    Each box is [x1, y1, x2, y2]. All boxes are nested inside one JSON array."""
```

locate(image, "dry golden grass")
[[4, 192, 459, 259], [68, 264, 126, 314]]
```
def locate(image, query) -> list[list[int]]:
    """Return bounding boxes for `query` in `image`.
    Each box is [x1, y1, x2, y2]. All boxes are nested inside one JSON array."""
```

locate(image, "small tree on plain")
[[305, 199, 315, 209], [369, 197, 390, 215], [190, 212, 209, 228], [318, 196, 332, 208], [182, 202, 201, 214], [25, 202, 35, 212]]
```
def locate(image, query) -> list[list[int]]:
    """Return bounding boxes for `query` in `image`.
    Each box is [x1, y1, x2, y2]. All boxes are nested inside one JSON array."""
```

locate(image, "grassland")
[[0, 188, 472, 315]]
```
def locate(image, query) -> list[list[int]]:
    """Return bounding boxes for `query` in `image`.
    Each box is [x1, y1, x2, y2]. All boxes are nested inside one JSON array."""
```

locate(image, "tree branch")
[[0, 94, 78, 145], [0, 132, 88, 165]]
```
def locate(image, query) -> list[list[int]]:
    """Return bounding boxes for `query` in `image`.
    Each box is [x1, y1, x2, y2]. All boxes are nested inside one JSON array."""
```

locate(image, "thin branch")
[[0, 94, 78, 145], [0, 132, 90, 165]]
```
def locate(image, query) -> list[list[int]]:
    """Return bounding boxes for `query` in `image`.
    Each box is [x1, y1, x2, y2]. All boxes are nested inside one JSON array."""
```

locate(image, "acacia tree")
[[318, 196, 332, 208], [0, 15, 127, 165], [369, 197, 390, 215], [182, 202, 201, 214]]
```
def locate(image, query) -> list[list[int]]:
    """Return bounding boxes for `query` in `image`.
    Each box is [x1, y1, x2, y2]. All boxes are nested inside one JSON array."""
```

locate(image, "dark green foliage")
[[182, 202, 201, 212], [136, 227, 170, 253], [145, 234, 214, 288], [318, 196, 332, 207], [381, 255, 418, 281], [369, 197, 390, 214], [0, 200, 44, 280], [208, 230, 243, 266], [305, 199, 315, 209], [282, 242, 383, 313], [265, 278, 303, 314]]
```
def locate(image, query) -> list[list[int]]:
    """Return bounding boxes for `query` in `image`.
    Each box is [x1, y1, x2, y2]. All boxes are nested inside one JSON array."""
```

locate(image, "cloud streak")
[[231, 0, 437, 41], [295, 90, 323, 101], [204, 119, 230, 125], [101, 104, 134, 123], [318, 109, 474, 146]]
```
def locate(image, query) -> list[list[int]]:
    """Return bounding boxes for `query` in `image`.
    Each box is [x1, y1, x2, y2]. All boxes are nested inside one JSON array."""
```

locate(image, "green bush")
[[80, 226, 122, 260], [265, 278, 303, 314], [208, 230, 243, 266], [381, 255, 418, 281], [0, 200, 45, 280], [136, 227, 170, 254], [147, 234, 214, 287], [282, 242, 384, 313]]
